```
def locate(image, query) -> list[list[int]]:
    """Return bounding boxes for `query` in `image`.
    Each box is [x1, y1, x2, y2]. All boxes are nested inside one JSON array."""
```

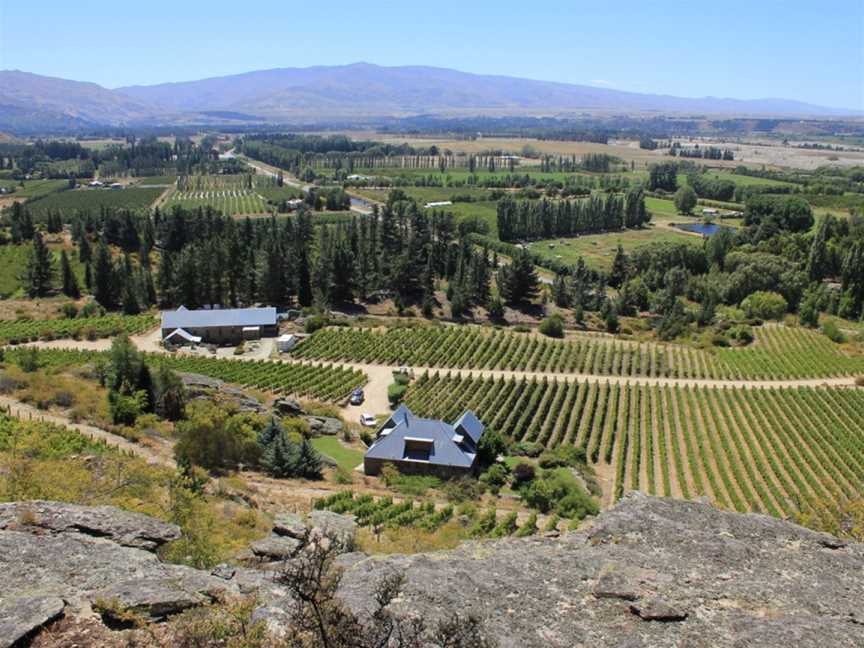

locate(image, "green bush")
[[513, 441, 544, 457], [304, 315, 329, 334], [740, 291, 788, 320], [822, 320, 846, 344], [387, 383, 408, 406], [479, 463, 510, 494], [539, 314, 565, 338]]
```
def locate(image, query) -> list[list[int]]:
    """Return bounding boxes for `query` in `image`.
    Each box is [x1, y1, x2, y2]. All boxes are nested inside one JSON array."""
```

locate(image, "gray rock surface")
[[308, 510, 357, 550], [335, 493, 864, 648], [273, 512, 307, 539], [179, 372, 266, 413], [305, 415, 344, 436], [250, 535, 302, 560], [0, 502, 234, 622], [0, 596, 65, 648], [2, 495, 863, 648], [273, 397, 305, 416], [0, 500, 180, 550]]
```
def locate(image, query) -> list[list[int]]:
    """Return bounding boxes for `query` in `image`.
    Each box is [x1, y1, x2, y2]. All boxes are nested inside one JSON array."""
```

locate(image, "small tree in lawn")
[[674, 186, 697, 215]]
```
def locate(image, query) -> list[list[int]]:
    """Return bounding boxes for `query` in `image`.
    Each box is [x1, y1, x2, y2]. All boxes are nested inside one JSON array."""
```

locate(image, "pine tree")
[[257, 417, 283, 448], [498, 250, 539, 305], [609, 244, 629, 289], [60, 250, 80, 298], [92, 241, 117, 308], [296, 438, 323, 479], [23, 232, 54, 297], [262, 431, 301, 478]]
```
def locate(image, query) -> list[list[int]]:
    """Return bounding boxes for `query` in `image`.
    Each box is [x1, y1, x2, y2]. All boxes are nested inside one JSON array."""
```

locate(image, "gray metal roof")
[[365, 405, 484, 468], [161, 306, 277, 330]]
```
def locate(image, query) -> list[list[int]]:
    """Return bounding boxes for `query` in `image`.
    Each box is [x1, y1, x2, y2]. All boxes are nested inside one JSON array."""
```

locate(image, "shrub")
[[513, 441, 544, 457], [740, 291, 788, 320], [477, 428, 508, 467], [511, 462, 536, 487], [515, 512, 538, 537], [387, 383, 408, 406], [443, 477, 485, 503], [479, 463, 510, 494], [491, 511, 518, 538], [822, 320, 847, 344], [855, 376, 864, 387], [539, 314, 564, 338], [729, 325, 754, 346], [61, 303, 79, 319], [304, 315, 329, 334]]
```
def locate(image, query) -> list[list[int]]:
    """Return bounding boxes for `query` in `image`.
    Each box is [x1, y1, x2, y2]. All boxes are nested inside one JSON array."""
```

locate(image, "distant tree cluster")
[[496, 189, 648, 242]]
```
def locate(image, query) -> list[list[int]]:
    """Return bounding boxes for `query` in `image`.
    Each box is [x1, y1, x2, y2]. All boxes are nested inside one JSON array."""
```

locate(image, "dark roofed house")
[[363, 405, 485, 478], [161, 306, 278, 345]]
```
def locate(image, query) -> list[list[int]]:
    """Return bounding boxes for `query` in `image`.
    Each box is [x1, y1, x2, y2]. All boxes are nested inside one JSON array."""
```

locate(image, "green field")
[[528, 227, 697, 270], [25, 187, 163, 217], [0, 179, 69, 200], [135, 175, 177, 186], [0, 244, 87, 298]]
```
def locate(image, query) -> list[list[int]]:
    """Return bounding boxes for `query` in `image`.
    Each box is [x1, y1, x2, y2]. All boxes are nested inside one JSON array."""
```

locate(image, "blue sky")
[[1, 1, 862, 109]]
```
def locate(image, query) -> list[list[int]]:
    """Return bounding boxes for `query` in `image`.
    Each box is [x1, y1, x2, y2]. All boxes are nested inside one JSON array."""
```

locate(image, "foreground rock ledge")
[[0, 494, 862, 648], [335, 493, 864, 648]]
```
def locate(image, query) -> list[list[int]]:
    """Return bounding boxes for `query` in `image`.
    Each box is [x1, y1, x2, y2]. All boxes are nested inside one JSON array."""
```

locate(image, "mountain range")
[[0, 63, 858, 133]]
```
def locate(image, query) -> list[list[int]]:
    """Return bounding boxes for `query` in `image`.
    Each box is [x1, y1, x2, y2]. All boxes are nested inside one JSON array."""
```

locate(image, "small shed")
[[242, 326, 261, 341], [277, 334, 298, 352], [164, 328, 202, 346]]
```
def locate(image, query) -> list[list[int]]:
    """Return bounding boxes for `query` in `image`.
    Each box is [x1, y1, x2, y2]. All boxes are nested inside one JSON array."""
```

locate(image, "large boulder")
[[334, 493, 864, 648], [250, 535, 302, 561], [0, 502, 234, 623], [272, 512, 307, 540], [0, 501, 180, 550], [273, 397, 305, 416], [307, 510, 357, 551], [0, 596, 65, 648], [305, 416, 344, 436]]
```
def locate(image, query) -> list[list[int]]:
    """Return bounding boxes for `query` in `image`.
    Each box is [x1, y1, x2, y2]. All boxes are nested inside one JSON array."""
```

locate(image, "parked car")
[[360, 413, 377, 427], [349, 388, 364, 405]]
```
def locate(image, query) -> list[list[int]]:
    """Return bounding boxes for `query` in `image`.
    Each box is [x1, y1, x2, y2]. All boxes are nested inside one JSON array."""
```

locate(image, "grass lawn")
[[525, 226, 698, 270], [311, 436, 364, 472], [0, 179, 69, 200], [0, 242, 88, 298]]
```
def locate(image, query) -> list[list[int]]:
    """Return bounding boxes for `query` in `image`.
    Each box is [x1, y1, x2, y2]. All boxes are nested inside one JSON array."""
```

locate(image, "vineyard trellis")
[[3, 347, 366, 402], [291, 325, 864, 381], [0, 315, 156, 345], [402, 371, 864, 528]]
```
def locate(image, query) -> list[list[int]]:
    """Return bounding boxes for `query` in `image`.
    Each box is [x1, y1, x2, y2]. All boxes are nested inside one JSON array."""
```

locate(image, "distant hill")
[[117, 63, 857, 119], [0, 63, 858, 133]]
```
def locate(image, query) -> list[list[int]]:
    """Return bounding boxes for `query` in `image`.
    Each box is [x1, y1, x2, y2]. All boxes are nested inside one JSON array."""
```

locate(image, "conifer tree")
[[60, 250, 80, 298], [23, 231, 54, 297]]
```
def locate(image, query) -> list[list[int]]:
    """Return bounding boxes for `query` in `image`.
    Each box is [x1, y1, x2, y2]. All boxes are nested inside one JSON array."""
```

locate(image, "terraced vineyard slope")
[[403, 371, 864, 528], [291, 325, 864, 381]]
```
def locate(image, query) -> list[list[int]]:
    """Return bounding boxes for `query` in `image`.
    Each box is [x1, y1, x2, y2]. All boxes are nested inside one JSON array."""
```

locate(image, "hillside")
[[117, 63, 857, 118], [0, 64, 858, 134]]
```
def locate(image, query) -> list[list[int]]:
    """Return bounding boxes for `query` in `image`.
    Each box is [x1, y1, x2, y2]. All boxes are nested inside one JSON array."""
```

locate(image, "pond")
[[673, 222, 734, 236]]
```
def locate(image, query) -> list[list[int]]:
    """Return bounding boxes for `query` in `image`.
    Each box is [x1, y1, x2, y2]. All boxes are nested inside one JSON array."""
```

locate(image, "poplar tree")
[[60, 250, 80, 298], [23, 232, 54, 297]]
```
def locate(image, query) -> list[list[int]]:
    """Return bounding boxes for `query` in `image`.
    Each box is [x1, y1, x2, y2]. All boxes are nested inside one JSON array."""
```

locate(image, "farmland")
[[0, 178, 69, 200], [291, 324, 864, 380], [25, 187, 163, 217], [164, 174, 301, 216], [403, 371, 864, 526], [4, 347, 366, 402], [0, 314, 155, 344]]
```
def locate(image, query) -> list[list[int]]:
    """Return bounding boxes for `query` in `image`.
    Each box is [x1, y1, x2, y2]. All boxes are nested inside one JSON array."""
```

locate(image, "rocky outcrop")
[[0, 501, 235, 639], [179, 372, 266, 414], [1, 495, 862, 648], [0, 501, 180, 550], [335, 493, 864, 648]]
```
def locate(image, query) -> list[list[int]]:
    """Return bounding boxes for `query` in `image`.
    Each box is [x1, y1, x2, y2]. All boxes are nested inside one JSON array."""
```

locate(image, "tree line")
[[496, 189, 649, 242]]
